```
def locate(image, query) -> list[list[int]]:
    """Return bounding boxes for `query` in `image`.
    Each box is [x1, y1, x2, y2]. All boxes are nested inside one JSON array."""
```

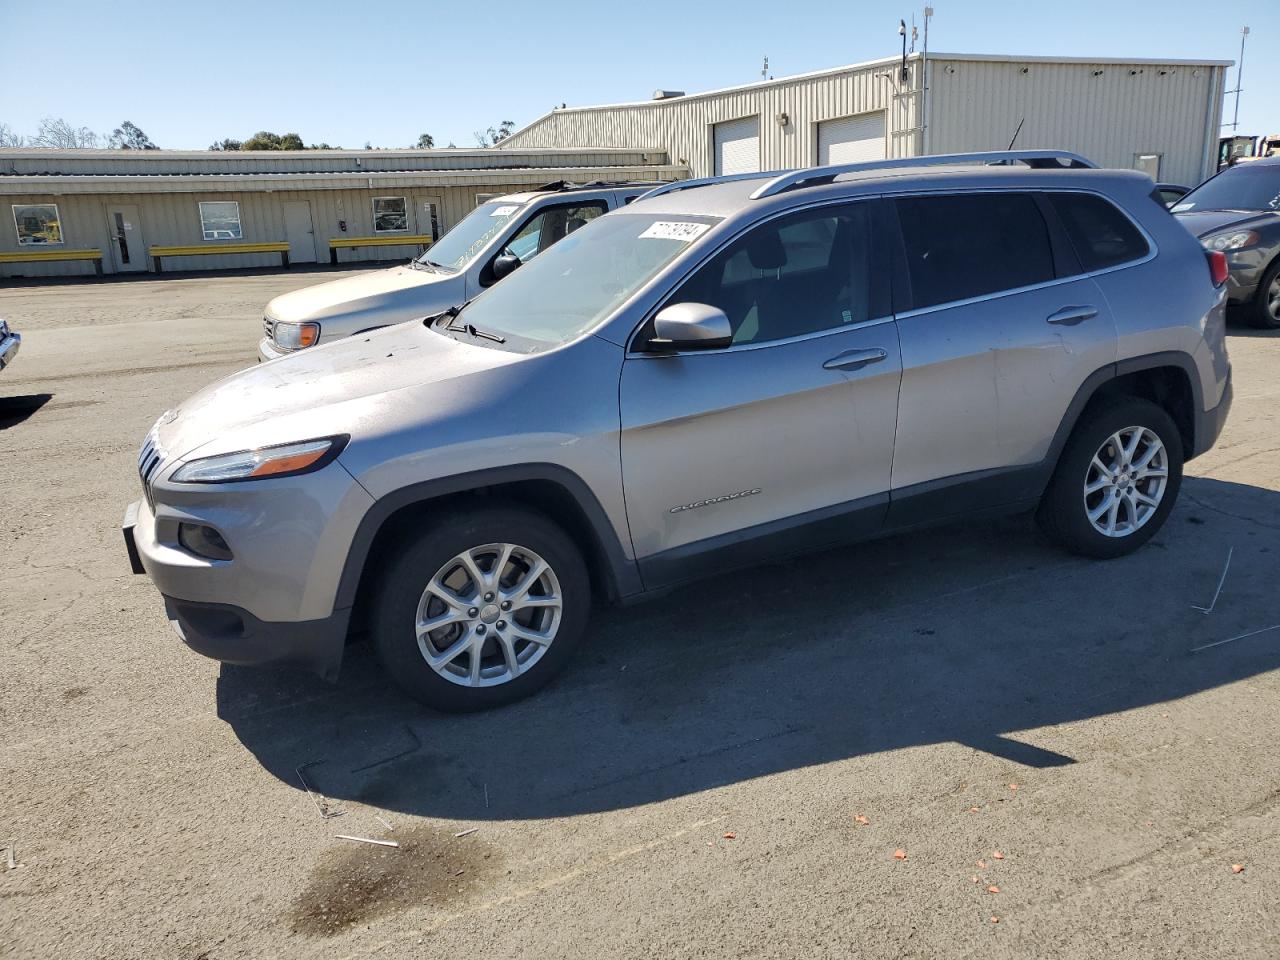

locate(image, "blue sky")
[[1, 0, 1275, 149]]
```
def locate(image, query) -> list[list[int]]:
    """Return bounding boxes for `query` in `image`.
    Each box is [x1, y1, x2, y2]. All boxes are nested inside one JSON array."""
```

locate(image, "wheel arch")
[[335, 464, 642, 628], [1046, 352, 1203, 481]]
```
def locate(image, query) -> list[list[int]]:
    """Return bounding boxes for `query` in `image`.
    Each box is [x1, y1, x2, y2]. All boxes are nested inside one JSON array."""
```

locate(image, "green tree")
[[209, 138, 243, 151], [416, 133, 435, 149], [473, 120, 515, 147], [108, 120, 158, 149]]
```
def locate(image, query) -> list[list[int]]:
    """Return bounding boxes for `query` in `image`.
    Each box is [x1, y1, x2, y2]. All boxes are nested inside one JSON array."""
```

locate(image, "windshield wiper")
[[433, 304, 505, 343], [462, 323, 506, 344]]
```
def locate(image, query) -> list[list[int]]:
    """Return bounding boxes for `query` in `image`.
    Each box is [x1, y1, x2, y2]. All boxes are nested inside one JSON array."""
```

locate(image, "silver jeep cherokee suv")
[[258, 180, 661, 361], [124, 150, 1233, 712]]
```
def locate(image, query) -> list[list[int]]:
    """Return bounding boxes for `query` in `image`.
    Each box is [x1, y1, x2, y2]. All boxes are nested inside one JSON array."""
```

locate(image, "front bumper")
[[123, 501, 352, 681], [0, 330, 20, 372], [164, 595, 349, 681], [257, 336, 290, 363]]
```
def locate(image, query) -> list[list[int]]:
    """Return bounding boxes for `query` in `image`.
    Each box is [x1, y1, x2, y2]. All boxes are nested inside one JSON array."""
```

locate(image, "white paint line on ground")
[[1191, 623, 1280, 653]]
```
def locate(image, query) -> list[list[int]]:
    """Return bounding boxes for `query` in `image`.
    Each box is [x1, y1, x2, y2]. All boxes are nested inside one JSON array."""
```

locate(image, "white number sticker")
[[639, 221, 711, 242], [490, 205, 518, 217]]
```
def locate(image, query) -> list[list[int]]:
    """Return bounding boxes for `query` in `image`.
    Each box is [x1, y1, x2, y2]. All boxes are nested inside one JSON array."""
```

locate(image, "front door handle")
[[1046, 305, 1099, 326], [823, 347, 888, 371]]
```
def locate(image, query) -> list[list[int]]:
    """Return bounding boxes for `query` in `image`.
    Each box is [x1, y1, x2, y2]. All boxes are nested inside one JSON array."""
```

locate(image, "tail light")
[[1207, 250, 1229, 287]]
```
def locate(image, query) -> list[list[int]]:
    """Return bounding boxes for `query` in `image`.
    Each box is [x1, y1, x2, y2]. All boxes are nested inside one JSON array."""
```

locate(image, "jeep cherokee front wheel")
[[372, 506, 591, 711], [1037, 397, 1184, 559]]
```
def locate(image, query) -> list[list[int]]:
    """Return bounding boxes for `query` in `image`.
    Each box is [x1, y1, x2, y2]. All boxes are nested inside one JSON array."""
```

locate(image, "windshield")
[[453, 213, 721, 347], [1174, 164, 1280, 213], [417, 201, 524, 270]]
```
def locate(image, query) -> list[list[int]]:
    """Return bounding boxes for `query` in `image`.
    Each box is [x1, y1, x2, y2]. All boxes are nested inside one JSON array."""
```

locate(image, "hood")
[[264, 265, 462, 324], [1174, 208, 1280, 238], [153, 321, 522, 461]]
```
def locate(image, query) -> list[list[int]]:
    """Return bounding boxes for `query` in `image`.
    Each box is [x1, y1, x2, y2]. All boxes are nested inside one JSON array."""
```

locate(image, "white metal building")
[[502, 52, 1231, 186], [0, 148, 683, 278]]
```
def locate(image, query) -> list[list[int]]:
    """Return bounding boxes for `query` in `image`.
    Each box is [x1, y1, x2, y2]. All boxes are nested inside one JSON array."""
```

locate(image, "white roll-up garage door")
[[713, 116, 761, 175], [817, 112, 887, 165]]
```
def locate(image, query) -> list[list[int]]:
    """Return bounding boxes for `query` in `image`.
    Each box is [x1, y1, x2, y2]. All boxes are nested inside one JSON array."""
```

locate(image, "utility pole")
[[922, 6, 934, 154], [1226, 25, 1249, 132]]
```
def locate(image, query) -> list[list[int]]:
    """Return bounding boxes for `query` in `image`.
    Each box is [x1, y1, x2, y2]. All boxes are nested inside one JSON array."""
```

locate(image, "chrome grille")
[[138, 431, 165, 510]]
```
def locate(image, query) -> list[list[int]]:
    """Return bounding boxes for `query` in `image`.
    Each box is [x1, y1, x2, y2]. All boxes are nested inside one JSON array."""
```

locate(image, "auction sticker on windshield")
[[490, 205, 519, 217], [639, 221, 712, 242]]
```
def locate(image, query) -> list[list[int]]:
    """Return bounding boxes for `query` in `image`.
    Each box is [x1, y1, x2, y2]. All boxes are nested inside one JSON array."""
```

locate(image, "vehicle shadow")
[[0, 393, 52, 429], [217, 476, 1280, 821]]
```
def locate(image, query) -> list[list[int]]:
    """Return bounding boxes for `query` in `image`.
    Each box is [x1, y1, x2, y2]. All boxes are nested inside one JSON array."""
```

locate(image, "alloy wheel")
[[1268, 274, 1280, 322], [1083, 426, 1168, 538], [415, 542, 563, 687]]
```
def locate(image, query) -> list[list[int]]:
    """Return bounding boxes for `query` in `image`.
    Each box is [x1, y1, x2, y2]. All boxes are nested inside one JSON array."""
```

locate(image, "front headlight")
[[171, 436, 347, 483], [273, 321, 321, 350], [1201, 230, 1259, 252]]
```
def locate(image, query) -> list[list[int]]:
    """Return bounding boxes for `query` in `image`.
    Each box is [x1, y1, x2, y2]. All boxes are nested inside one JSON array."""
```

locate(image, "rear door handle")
[[823, 347, 888, 371], [1046, 305, 1099, 326]]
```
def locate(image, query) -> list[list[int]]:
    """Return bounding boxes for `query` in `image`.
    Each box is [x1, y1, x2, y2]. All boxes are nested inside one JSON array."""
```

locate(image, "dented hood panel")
[[156, 322, 522, 461]]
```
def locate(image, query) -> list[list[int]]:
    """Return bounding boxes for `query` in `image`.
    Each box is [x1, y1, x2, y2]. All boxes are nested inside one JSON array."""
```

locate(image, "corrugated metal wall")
[[504, 53, 1227, 186], [0, 156, 683, 278], [0, 148, 666, 176], [502, 57, 921, 177], [925, 56, 1226, 185]]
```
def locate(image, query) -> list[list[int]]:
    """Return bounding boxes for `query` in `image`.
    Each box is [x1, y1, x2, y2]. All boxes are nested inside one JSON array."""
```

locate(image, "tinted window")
[[669, 203, 871, 346], [1173, 162, 1280, 213], [1049, 192, 1149, 272], [895, 193, 1054, 309]]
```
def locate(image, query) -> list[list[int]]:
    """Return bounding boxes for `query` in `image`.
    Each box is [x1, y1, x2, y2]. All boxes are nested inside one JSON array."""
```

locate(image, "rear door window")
[[1048, 192, 1150, 272], [894, 193, 1055, 310]]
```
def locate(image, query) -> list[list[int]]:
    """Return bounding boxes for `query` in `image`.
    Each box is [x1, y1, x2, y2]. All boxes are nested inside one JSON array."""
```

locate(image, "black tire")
[[371, 505, 591, 712], [1036, 397, 1183, 559], [1245, 258, 1280, 330]]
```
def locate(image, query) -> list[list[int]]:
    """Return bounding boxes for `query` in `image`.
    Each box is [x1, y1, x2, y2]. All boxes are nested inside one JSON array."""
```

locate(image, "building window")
[[475, 193, 499, 207], [12, 203, 63, 245], [373, 196, 408, 233], [199, 201, 243, 240], [1134, 153, 1162, 179]]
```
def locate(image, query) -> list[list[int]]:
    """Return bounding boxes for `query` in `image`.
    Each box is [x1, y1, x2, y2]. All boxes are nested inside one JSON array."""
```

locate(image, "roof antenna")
[[761, 55, 769, 80], [1007, 117, 1025, 150]]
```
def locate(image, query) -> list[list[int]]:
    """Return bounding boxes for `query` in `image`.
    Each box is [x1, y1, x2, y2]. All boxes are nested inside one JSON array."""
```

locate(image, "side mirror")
[[648, 302, 732, 351], [492, 253, 521, 281]]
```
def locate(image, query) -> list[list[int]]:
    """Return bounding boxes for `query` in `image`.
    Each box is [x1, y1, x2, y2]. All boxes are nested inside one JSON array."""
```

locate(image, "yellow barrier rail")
[[0, 248, 104, 275], [150, 242, 291, 273], [329, 234, 433, 264]]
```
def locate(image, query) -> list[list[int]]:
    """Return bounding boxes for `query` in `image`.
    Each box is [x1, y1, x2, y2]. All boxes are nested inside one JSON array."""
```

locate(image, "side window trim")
[[887, 187, 1159, 319], [626, 196, 891, 356]]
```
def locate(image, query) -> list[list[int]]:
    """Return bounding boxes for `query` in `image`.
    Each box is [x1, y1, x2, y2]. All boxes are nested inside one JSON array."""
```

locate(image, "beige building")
[[502, 52, 1230, 186], [0, 148, 682, 278]]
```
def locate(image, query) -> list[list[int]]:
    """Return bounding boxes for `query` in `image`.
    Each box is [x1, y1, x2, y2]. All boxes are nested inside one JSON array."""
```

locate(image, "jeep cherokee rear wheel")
[[1037, 398, 1183, 559], [372, 506, 591, 711]]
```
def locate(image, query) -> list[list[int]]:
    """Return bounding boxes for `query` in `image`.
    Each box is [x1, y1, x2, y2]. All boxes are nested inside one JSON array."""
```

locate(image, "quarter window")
[[372, 196, 408, 233], [12, 203, 63, 245], [1048, 192, 1150, 272], [668, 202, 872, 346], [895, 193, 1054, 310], [198, 201, 242, 241]]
